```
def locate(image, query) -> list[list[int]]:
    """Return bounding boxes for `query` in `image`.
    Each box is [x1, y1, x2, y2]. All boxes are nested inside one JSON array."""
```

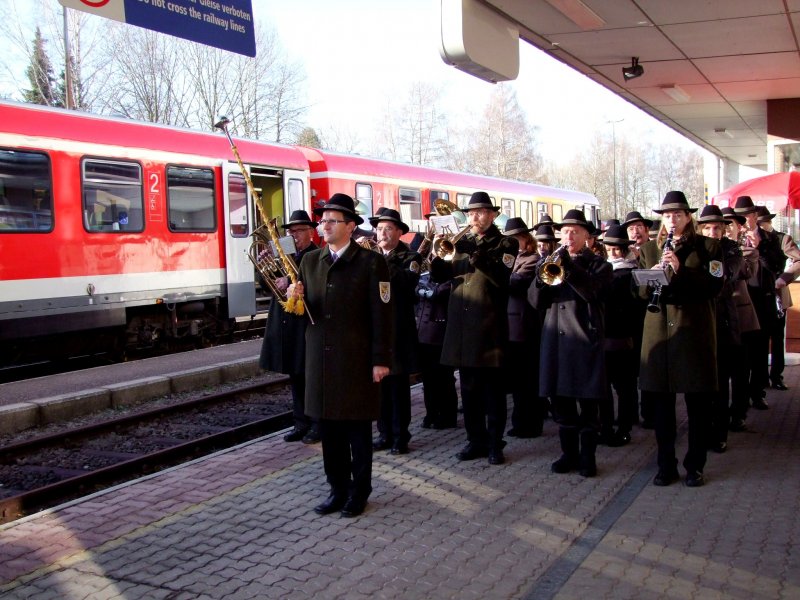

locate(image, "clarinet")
[[646, 228, 675, 314]]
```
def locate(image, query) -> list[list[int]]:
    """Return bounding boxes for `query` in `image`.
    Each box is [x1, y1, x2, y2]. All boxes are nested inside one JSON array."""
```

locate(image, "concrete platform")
[[1, 367, 799, 599], [0, 340, 264, 435]]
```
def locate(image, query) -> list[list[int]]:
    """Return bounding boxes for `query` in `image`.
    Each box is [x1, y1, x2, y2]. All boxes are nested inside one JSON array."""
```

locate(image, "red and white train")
[[0, 101, 599, 365]]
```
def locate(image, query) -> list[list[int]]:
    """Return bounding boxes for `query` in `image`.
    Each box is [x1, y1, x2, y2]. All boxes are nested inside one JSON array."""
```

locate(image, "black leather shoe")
[[709, 441, 727, 453], [752, 398, 769, 410], [578, 458, 597, 478], [607, 431, 632, 447], [729, 418, 747, 432], [372, 437, 392, 451], [772, 380, 788, 391], [551, 455, 579, 474], [340, 497, 367, 518], [314, 494, 347, 515], [302, 430, 321, 444], [284, 428, 307, 443], [390, 442, 409, 455], [653, 469, 680, 486], [488, 450, 505, 465], [685, 471, 705, 487], [456, 444, 488, 461]]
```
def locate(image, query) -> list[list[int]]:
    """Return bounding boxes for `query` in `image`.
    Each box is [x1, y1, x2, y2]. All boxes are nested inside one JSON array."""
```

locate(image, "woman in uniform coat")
[[638, 191, 723, 488]]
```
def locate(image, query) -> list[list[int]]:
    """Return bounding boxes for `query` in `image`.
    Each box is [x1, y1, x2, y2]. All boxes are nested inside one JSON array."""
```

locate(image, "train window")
[[228, 174, 249, 237], [501, 198, 515, 218], [167, 166, 215, 232], [552, 204, 564, 222], [537, 202, 548, 221], [0, 149, 53, 232], [456, 193, 470, 209], [399, 187, 422, 222], [355, 183, 373, 229], [287, 178, 304, 217], [82, 159, 144, 232], [520, 200, 533, 225]]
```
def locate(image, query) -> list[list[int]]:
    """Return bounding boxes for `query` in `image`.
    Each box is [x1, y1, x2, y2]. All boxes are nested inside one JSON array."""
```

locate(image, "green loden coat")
[[435, 224, 518, 368], [638, 232, 723, 394], [299, 242, 393, 421]]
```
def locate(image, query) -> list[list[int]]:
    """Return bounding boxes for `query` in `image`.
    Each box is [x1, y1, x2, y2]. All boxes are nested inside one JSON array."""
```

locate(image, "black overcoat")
[[383, 241, 421, 374], [299, 243, 392, 421], [259, 243, 317, 375], [637, 233, 723, 393], [528, 248, 611, 399], [507, 250, 539, 343], [436, 224, 518, 368]]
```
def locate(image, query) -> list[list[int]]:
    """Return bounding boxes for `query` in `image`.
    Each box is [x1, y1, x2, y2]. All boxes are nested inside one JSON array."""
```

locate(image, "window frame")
[[0, 147, 54, 233], [166, 164, 217, 233], [82, 156, 145, 233]]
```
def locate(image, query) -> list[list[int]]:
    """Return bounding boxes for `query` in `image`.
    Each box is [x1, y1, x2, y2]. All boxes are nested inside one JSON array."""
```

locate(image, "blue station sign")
[[58, 0, 256, 58]]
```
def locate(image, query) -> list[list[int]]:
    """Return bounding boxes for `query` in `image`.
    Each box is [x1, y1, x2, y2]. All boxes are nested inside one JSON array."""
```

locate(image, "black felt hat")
[[281, 210, 315, 228], [462, 191, 500, 212], [313, 193, 364, 225], [720, 207, 746, 225], [621, 210, 654, 228], [697, 205, 731, 224], [533, 214, 554, 232], [653, 191, 697, 214], [601, 224, 635, 246], [503, 217, 534, 236], [755, 205, 776, 222], [733, 195, 758, 215], [554, 209, 593, 232], [369, 207, 409, 234], [534, 224, 557, 242]]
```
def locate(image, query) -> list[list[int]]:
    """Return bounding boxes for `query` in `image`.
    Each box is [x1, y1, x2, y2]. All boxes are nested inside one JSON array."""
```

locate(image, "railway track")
[[0, 378, 292, 525]]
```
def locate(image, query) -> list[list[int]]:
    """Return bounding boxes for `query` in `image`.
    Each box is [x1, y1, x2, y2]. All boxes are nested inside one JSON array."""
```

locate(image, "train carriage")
[[299, 148, 600, 235], [0, 101, 309, 364]]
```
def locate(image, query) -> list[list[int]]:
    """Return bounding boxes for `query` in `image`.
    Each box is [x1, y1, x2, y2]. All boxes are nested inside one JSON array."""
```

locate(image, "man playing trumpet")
[[528, 209, 611, 477]]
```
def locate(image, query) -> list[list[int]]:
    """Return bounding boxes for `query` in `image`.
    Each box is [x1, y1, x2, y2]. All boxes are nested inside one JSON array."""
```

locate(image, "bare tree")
[[464, 84, 543, 181]]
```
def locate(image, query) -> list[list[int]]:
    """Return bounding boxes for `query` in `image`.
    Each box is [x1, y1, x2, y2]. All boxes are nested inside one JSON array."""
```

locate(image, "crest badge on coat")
[[709, 260, 723, 278], [502, 253, 515, 269], [379, 281, 391, 303]]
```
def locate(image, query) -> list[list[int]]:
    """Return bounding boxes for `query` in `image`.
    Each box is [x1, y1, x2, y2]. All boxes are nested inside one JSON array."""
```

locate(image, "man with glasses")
[[289, 193, 392, 518], [260, 210, 320, 444]]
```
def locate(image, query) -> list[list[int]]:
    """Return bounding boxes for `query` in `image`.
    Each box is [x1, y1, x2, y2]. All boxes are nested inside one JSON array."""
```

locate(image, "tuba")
[[214, 116, 312, 322], [537, 244, 568, 286]]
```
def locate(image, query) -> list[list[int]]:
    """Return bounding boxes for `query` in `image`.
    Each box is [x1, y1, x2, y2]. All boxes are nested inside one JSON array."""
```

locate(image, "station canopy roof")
[[485, 0, 800, 170]]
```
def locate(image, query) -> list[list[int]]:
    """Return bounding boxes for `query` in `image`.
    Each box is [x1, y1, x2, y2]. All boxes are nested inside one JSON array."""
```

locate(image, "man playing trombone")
[[528, 209, 611, 477]]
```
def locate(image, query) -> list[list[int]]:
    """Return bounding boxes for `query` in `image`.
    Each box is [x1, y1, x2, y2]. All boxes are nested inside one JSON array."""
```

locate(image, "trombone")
[[214, 116, 312, 322]]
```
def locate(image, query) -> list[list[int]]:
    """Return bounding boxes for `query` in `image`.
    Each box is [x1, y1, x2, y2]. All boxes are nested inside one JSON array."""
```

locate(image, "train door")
[[222, 162, 256, 317]]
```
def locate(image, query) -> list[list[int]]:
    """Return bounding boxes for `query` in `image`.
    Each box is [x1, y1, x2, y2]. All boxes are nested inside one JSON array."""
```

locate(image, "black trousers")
[[319, 419, 373, 502], [418, 343, 458, 427], [711, 339, 734, 445], [507, 341, 544, 434], [651, 392, 710, 474], [290, 373, 316, 433], [769, 314, 787, 383], [552, 396, 600, 433], [459, 366, 506, 451], [602, 348, 639, 434], [377, 373, 411, 444], [731, 334, 754, 422]]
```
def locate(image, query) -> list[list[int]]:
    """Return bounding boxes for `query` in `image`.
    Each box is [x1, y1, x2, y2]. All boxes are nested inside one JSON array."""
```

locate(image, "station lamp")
[[622, 57, 644, 81]]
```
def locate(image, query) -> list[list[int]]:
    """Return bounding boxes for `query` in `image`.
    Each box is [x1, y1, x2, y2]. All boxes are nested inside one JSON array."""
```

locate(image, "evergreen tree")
[[23, 27, 61, 106]]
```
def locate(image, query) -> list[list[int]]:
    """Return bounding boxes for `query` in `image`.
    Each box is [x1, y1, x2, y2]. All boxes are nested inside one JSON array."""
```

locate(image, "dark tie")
[[330, 251, 338, 263]]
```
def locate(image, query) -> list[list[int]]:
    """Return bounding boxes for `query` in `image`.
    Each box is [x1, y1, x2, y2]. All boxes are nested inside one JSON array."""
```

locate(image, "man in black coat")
[[433, 191, 518, 466], [289, 193, 392, 518], [367, 209, 421, 455], [733, 195, 785, 410], [529, 209, 612, 477], [259, 210, 319, 443]]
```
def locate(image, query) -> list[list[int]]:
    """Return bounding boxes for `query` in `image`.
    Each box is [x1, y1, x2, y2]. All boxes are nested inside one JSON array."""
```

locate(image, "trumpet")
[[214, 116, 311, 321], [432, 224, 472, 261], [537, 244, 568, 286], [358, 236, 381, 251]]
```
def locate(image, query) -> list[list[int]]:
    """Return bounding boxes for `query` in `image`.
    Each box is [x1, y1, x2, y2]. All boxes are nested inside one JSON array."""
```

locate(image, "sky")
[[0, 0, 718, 168]]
